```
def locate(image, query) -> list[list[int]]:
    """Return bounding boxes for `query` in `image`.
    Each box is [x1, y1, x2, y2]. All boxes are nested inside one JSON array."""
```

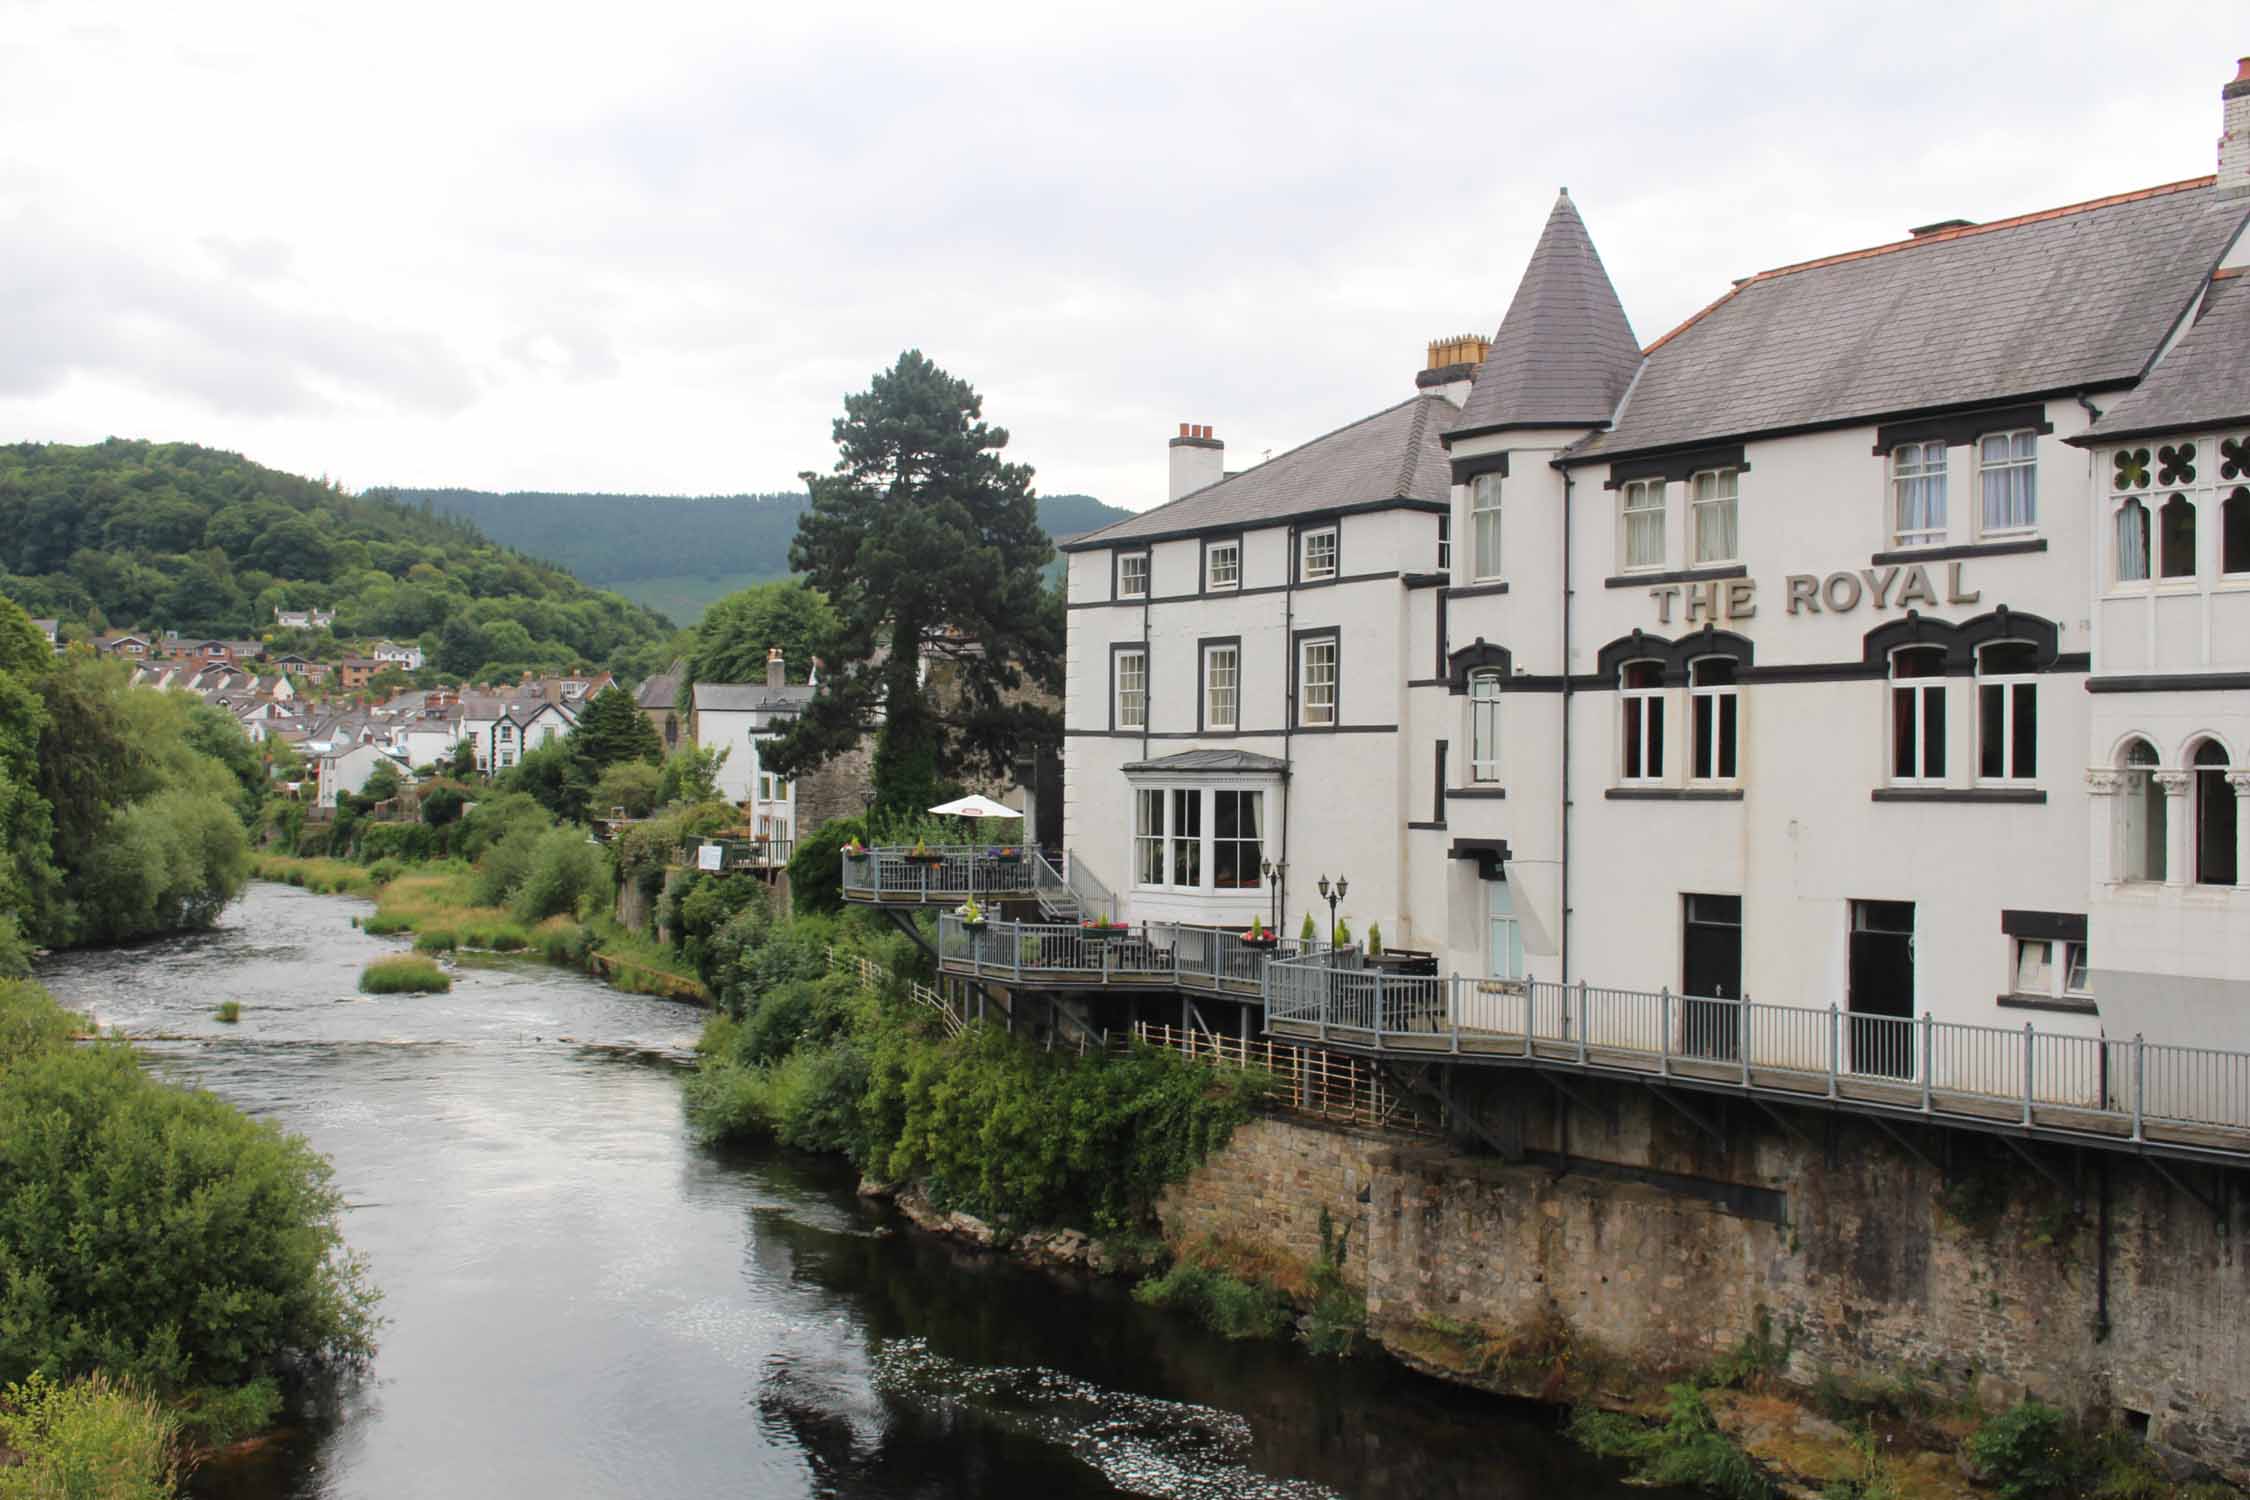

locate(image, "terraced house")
[[1041, 62, 2250, 1081]]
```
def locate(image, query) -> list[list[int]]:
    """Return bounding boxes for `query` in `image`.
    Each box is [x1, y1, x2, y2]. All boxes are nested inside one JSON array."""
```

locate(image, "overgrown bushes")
[[1570, 1386, 1772, 1500], [0, 1372, 179, 1500]]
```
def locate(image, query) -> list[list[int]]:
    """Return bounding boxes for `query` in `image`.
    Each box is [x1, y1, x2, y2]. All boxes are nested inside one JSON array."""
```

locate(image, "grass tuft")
[[213, 1000, 242, 1024], [359, 956, 451, 994]]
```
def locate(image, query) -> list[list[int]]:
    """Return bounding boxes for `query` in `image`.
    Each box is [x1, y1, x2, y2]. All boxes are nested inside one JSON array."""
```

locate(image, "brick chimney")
[[1417, 334, 1489, 401], [1168, 422, 1224, 501], [766, 646, 785, 690], [2222, 57, 2250, 198]]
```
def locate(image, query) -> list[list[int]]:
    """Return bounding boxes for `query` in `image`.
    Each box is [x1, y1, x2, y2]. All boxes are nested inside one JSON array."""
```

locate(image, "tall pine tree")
[[762, 351, 1062, 813], [568, 684, 662, 770]]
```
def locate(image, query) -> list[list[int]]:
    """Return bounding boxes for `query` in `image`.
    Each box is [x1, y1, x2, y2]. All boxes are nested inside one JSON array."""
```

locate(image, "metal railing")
[[1263, 955, 2250, 1154], [1124, 1022, 1439, 1137], [937, 914, 1316, 995], [840, 845, 1038, 903], [681, 837, 793, 872], [824, 947, 966, 1037]]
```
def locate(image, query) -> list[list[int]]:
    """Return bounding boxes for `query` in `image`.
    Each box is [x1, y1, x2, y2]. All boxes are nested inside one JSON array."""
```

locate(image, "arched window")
[[1889, 646, 1946, 783], [2115, 499, 2150, 583], [1620, 661, 1664, 782], [1689, 657, 1739, 782], [1976, 641, 2037, 782], [2159, 494, 2197, 579], [1468, 671, 1502, 783], [2194, 740, 2237, 887], [2223, 488, 2250, 577], [2119, 739, 2165, 882]]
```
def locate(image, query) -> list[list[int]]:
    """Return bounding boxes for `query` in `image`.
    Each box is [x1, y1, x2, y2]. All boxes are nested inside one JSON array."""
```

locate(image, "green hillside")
[[384, 486, 1134, 620], [0, 440, 679, 683]]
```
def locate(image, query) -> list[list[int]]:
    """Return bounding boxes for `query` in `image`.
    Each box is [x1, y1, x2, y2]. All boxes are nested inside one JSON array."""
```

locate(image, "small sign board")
[[696, 843, 724, 872]]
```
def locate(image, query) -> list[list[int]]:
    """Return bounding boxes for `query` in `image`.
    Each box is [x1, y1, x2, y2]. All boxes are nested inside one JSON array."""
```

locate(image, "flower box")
[[1238, 932, 1279, 950], [983, 847, 1023, 864]]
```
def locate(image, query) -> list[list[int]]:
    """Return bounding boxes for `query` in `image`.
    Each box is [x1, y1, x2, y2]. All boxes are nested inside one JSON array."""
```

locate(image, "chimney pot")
[[1167, 422, 1225, 499], [2224, 56, 2250, 195], [766, 646, 785, 689], [1178, 422, 1192, 437]]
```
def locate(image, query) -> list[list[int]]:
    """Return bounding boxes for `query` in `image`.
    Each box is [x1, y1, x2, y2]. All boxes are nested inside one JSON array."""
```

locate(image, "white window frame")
[[1437, 512, 1452, 574], [1976, 429, 2038, 538], [2157, 493, 2198, 583], [1204, 539, 1240, 591], [1689, 468, 1738, 566], [1889, 646, 1947, 785], [1117, 551, 1150, 599], [2223, 487, 2250, 581], [1115, 647, 1147, 730], [1203, 643, 1239, 731], [1210, 788, 1264, 891], [1619, 660, 1665, 784], [1620, 478, 1666, 572], [2113, 497, 2152, 587], [1168, 787, 1202, 887], [1891, 440, 1948, 548], [1975, 643, 2037, 785], [1297, 636, 1338, 727], [1299, 527, 1338, 582], [1486, 879, 1524, 981], [2010, 936, 2091, 1002], [1470, 473, 1502, 580], [1688, 657, 1739, 784], [1468, 670, 1501, 783], [1134, 787, 1166, 887], [1129, 783, 1270, 894]]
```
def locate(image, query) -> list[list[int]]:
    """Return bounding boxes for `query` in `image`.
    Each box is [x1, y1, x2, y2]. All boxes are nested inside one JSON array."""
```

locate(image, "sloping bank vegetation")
[[0, 979, 376, 1495]]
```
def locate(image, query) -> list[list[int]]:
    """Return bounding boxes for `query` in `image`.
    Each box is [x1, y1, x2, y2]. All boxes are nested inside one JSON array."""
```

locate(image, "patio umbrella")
[[927, 794, 1023, 819]]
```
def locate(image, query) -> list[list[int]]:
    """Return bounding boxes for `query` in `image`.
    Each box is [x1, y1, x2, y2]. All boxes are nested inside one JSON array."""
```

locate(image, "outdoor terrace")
[[679, 835, 793, 873], [936, 912, 1311, 999], [1262, 952, 2250, 1166]]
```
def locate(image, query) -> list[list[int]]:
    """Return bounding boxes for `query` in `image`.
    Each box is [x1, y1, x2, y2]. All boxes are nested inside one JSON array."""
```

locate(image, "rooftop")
[[2079, 269, 2250, 441]]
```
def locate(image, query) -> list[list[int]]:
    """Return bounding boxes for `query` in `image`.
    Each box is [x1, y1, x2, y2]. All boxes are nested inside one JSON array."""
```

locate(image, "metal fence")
[[1264, 955, 2250, 1148], [823, 947, 966, 1037], [937, 914, 1315, 995], [680, 837, 793, 872], [1125, 1022, 1438, 1136], [840, 845, 1038, 903]]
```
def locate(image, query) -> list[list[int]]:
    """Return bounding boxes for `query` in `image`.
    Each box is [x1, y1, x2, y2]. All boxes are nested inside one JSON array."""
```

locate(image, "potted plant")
[[1081, 914, 1128, 942], [842, 836, 869, 858], [957, 898, 988, 934], [1239, 915, 1278, 950], [905, 839, 946, 867]]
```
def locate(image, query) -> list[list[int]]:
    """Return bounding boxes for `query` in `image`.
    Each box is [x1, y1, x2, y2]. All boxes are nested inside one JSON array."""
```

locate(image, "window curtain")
[[2115, 500, 2150, 582], [1979, 432, 2037, 532]]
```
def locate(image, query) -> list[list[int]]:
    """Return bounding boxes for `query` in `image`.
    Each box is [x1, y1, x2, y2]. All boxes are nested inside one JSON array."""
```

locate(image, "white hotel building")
[[1060, 62, 2250, 1053]]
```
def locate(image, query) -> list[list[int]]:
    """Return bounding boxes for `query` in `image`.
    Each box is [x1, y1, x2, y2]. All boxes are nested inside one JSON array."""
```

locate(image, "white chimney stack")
[[1168, 422, 1224, 501], [766, 646, 785, 690], [2222, 57, 2250, 198]]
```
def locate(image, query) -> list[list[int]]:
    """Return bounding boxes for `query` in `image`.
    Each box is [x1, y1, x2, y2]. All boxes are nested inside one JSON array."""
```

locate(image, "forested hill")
[[385, 486, 1136, 621], [0, 440, 679, 682]]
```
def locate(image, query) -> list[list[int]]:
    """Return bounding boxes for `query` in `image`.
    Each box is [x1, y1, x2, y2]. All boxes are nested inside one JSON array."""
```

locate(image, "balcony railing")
[[841, 845, 1039, 903], [1262, 954, 2250, 1153], [937, 914, 1315, 993], [680, 836, 793, 872]]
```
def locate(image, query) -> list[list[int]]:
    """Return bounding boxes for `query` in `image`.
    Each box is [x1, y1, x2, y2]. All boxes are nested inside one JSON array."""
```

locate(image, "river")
[[36, 881, 1671, 1500]]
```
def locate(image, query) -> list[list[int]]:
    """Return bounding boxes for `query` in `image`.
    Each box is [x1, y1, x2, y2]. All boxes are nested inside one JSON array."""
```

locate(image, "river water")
[[35, 882, 1669, 1500]]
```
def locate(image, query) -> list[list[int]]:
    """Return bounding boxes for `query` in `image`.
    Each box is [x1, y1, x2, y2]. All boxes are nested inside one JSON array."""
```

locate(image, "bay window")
[[1169, 789, 1202, 886], [2115, 498, 2151, 584], [1129, 785, 1267, 893], [1134, 789, 1165, 885], [1213, 790, 1264, 889]]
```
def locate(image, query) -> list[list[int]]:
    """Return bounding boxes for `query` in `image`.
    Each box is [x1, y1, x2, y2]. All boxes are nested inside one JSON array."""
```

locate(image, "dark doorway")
[[2194, 740, 2237, 887], [1848, 900, 1915, 1079], [1681, 893, 1742, 1061]]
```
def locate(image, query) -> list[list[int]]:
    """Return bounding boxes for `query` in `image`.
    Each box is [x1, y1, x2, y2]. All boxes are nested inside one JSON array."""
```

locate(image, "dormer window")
[[1300, 527, 1338, 581], [1118, 552, 1150, 599]]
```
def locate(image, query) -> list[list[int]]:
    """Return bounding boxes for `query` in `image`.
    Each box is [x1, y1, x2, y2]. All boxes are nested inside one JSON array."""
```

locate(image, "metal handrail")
[[840, 844, 1039, 902], [680, 837, 793, 871], [1261, 957, 2250, 1151], [936, 914, 1314, 995]]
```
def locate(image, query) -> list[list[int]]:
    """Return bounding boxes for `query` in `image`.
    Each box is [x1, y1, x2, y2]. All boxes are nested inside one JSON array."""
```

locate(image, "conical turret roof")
[[1452, 190, 1641, 439]]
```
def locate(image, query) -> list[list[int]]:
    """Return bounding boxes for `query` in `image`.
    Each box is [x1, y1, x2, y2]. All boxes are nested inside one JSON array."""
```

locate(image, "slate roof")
[[1569, 178, 2248, 464], [691, 681, 817, 714], [1063, 394, 1456, 550], [635, 659, 687, 711], [1452, 191, 1643, 440], [1121, 749, 1288, 774], [2080, 272, 2250, 441]]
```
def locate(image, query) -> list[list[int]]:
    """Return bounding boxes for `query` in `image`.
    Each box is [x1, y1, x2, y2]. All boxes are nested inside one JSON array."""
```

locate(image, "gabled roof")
[[1452, 190, 1642, 440], [692, 681, 817, 714], [1063, 394, 1456, 551], [1570, 177, 2249, 463], [634, 659, 687, 711], [2079, 271, 2250, 442]]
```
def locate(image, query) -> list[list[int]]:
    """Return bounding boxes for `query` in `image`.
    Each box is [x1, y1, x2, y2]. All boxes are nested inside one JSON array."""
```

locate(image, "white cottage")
[[691, 650, 812, 845]]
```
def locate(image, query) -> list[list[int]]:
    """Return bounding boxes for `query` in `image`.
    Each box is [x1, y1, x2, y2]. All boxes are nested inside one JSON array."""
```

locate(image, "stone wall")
[[1162, 1074, 2250, 1483]]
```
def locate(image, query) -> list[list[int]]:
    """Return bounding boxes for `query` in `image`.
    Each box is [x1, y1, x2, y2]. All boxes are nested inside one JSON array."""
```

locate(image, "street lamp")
[[1316, 873, 1348, 950], [1261, 857, 1285, 935]]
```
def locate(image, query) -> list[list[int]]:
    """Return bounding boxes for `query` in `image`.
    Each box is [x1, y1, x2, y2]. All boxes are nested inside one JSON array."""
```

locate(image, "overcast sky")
[[3, 3, 2242, 512]]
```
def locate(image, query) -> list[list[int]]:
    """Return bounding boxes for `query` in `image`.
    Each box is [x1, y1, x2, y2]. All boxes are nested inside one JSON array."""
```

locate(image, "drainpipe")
[[1559, 465, 1575, 985], [1279, 524, 1296, 939]]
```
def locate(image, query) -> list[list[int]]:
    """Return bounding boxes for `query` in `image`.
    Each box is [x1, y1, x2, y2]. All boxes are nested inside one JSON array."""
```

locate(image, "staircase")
[[1032, 849, 1090, 923]]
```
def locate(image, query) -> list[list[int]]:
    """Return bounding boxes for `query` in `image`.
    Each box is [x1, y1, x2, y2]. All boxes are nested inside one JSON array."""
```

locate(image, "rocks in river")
[[886, 1182, 1146, 1276]]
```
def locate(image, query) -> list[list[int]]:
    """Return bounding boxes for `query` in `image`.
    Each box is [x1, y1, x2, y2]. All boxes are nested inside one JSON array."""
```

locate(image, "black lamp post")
[[1316, 873, 1348, 949], [1262, 856, 1285, 935]]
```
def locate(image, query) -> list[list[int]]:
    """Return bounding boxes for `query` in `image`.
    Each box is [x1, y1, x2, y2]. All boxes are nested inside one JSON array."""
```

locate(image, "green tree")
[[593, 760, 662, 819], [762, 351, 1063, 814], [689, 580, 837, 686], [502, 740, 592, 823], [657, 743, 728, 807], [567, 686, 661, 771]]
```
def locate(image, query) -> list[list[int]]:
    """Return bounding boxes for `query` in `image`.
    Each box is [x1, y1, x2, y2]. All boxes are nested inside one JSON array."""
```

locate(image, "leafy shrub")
[[0, 1372, 178, 1500], [453, 791, 552, 865], [359, 956, 451, 994], [1967, 1401, 2084, 1500], [414, 929, 458, 953], [0, 1028, 378, 1393], [533, 916, 592, 965], [1570, 1386, 1770, 1500], [508, 827, 610, 924], [455, 918, 530, 952], [366, 858, 405, 887], [0, 979, 86, 1070], [356, 822, 438, 865], [420, 784, 467, 828], [0, 916, 33, 981], [1133, 1261, 1289, 1341], [787, 815, 866, 915], [592, 761, 662, 820], [361, 912, 413, 936]]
